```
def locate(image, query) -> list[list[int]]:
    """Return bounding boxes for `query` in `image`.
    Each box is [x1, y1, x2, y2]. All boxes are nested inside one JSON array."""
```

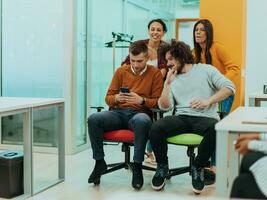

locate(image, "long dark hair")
[[193, 19, 213, 64]]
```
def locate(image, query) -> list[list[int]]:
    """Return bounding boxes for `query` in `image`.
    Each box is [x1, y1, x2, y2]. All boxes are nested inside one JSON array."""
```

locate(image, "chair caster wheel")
[[94, 180, 100, 185]]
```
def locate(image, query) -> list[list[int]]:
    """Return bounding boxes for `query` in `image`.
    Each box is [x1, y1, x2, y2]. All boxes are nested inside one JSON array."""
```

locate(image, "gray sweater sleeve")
[[207, 65, 236, 94]]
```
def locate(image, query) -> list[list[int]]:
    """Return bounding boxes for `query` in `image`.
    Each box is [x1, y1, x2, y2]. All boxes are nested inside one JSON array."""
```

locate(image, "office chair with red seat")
[[90, 107, 156, 185]]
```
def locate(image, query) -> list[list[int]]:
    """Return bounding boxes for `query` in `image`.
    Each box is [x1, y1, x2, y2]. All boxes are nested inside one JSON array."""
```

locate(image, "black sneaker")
[[132, 163, 144, 190], [88, 159, 107, 184], [151, 163, 169, 191], [191, 165, 204, 194], [204, 168, 216, 185]]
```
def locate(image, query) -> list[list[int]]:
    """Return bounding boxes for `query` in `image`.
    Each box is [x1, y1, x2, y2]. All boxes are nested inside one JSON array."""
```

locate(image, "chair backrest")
[[218, 95, 234, 118]]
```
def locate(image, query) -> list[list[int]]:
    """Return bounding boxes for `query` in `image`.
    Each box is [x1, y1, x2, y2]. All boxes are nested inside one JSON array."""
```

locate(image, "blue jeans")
[[87, 109, 152, 163], [146, 140, 153, 153]]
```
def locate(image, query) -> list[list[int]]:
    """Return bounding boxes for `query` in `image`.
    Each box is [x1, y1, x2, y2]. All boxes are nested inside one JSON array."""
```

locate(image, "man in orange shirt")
[[87, 40, 163, 190]]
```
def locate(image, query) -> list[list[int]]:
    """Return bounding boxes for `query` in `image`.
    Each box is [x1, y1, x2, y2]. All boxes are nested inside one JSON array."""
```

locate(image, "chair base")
[[100, 142, 156, 181], [103, 161, 156, 175], [103, 162, 133, 174], [166, 146, 196, 179], [166, 166, 190, 179]]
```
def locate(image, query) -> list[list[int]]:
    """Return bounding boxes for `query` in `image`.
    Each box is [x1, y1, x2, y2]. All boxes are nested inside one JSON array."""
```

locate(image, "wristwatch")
[[141, 97, 146, 105]]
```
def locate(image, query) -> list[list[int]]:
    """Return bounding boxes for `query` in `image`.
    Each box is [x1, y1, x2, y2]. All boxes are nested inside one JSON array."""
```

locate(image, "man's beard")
[[176, 64, 185, 74]]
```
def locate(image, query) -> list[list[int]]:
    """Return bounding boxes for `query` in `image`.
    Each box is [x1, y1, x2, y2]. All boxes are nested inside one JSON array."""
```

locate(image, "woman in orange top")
[[192, 19, 240, 181], [193, 19, 239, 83], [193, 19, 239, 117]]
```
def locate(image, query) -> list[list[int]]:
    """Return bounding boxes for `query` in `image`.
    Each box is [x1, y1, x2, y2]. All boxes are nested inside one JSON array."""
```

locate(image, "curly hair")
[[168, 39, 193, 68]]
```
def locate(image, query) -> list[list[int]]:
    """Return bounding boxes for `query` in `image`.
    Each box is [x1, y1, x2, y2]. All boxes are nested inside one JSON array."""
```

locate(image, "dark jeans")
[[150, 115, 218, 168], [230, 151, 267, 199], [87, 109, 152, 163]]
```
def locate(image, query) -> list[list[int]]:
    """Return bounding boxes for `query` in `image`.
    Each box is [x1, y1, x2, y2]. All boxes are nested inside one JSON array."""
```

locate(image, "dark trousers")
[[87, 109, 152, 163], [150, 115, 218, 168], [230, 151, 267, 199]]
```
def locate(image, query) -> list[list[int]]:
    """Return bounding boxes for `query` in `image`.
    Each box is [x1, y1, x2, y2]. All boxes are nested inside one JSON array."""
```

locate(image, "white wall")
[[175, 3, 199, 18], [245, 0, 267, 105]]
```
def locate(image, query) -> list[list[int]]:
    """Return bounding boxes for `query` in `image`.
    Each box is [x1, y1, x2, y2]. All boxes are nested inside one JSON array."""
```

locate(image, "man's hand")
[[123, 92, 143, 104], [115, 92, 143, 105], [190, 99, 211, 109], [165, 68, 177, 85], [115, 93, 127, 103]]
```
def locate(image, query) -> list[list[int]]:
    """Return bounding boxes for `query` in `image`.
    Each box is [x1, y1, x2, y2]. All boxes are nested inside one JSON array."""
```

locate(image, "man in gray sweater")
[[150, 40, 235, 194]]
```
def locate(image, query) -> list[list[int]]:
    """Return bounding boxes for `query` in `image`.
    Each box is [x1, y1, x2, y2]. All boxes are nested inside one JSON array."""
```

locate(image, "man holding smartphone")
[[87, 40, 163, 190]]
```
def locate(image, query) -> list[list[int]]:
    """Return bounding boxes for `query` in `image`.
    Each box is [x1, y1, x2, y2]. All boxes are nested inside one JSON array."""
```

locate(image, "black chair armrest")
[[91, 106, 105, 112], [217, 111, 228, 120], [150, 108, 166, 121]]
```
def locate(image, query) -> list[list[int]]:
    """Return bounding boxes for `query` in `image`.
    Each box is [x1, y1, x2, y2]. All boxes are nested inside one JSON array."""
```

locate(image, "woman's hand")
[[234, 133, 259, 155], [235, 139, 250, 155]]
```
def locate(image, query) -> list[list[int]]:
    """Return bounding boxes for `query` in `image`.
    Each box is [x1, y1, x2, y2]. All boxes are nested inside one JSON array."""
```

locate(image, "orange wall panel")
[[200, 0, 246, 110]]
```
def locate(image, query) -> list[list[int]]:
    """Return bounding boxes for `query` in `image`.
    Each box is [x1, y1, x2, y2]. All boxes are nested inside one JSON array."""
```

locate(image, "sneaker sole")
[[151, 179, 166, 191], [192, 187, 203, 194]]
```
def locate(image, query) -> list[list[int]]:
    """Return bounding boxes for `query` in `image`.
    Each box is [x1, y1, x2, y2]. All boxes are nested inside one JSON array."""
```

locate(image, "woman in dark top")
[[122, 19, 168, 165], [122, 18, 168, 77]]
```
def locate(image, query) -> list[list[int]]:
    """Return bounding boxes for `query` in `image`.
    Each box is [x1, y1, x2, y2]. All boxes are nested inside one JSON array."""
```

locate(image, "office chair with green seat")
[[163, 98, 233, 183], [150, 108, 205, 179], [166, 133, 203, 178]]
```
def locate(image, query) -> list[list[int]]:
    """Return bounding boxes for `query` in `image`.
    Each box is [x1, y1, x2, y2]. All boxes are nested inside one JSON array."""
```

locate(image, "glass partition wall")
[[74, 0, 88, 148], [0, 0, 191, 154], [88, 0, 176, 111], [0, 0, 88, 154]]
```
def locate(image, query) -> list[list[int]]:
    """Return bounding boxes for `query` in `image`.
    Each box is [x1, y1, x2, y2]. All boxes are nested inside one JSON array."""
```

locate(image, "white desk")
[[249, 93, 267, 106], [0, 97, 65, 199], [215, 106, 267, 197]]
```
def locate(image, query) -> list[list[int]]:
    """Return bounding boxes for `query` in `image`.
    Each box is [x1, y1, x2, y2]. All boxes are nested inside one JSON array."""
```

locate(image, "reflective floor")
[[21, 144, 218, 200]]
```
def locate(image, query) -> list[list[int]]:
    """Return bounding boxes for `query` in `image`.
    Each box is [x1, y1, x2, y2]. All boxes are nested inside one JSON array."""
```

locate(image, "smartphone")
[[120, 87, 130, 93]]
